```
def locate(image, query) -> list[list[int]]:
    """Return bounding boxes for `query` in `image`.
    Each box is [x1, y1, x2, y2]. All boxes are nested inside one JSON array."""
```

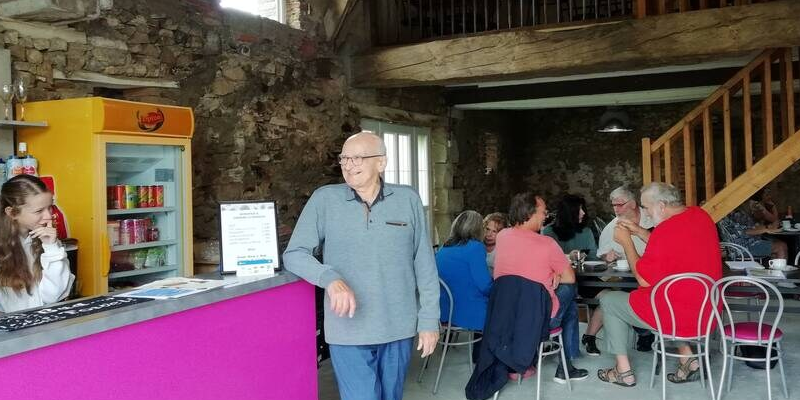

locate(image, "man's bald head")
[[344, 131, 386, 156]]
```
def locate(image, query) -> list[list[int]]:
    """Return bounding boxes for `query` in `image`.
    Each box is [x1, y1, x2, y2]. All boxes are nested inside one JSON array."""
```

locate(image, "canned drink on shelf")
[[147, 226, 160, 242], [124, 185, 138, 209], [152, 185, 164, 207], [132, 218, 148, 243], [106, 220, 120, 246], [137, 185, 150, 208], [106, 187, 115, 209], [119, 219, 135, 245], [113, 185, 126, 209], [147, 185, 157, 207]]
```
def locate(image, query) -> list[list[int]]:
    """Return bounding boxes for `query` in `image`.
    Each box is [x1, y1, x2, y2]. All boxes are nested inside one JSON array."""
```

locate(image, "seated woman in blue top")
[[542, 194, 598, 261], [436, 210, 492, 331]]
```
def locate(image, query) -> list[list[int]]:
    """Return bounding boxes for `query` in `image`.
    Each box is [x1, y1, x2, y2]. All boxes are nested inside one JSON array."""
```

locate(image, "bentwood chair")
[[649, 273, 718, 400], [492, 327, 571, 400], [417, 278, 482, 394], [720, 242, 763, 320], [715, 276, 788, 400]]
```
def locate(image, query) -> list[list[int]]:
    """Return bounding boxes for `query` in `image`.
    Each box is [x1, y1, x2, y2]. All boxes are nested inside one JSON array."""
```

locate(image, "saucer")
[[783, 228, 800, 232], [613, 266, 631, 272], [583, 261, 605, 267]]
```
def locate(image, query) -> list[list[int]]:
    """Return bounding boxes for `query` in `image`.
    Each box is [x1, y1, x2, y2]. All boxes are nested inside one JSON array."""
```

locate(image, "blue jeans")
[[550, 283, 580, 359], [329, 338, 413, 400]]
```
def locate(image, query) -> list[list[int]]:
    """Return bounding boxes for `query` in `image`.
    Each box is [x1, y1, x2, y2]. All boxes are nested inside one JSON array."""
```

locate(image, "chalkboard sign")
[[0, 296, 153, 332]]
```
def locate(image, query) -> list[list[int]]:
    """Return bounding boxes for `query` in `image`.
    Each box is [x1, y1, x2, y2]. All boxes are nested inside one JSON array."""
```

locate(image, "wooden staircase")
[[642, 47, 799, 222]]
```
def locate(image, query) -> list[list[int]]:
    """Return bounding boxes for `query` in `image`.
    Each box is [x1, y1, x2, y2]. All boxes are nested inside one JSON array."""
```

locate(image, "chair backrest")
[[713, 276, 784, 346], [720, 241, 754, 262], [439, 278, 455, 327], [795, 252, 799, 267], [592, 217, 608, 239], [650, 272, 716, 339]]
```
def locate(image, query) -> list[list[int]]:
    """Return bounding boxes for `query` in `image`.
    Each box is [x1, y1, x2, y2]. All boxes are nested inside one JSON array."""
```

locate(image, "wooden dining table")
[[574, 261, 800, 313]]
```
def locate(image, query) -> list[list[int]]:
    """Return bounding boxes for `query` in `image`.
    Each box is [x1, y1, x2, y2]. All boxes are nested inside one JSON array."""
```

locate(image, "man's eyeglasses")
[[611, 200, 631, 208], [338, 154, 385, 166]]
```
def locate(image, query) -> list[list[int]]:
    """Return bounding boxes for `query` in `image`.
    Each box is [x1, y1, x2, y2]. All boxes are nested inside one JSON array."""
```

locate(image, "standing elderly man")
[[596, 182, 722, 387], [283, 131, 440, 400], [582, 186, 656, 356]]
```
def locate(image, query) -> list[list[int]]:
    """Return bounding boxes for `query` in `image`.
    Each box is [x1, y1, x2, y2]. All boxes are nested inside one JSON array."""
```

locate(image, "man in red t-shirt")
[[597, 182, 722, 387]]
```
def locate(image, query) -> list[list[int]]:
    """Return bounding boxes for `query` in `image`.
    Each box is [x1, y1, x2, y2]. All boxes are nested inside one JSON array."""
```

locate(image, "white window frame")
[[219, 0, 286, 24], [361, 119, 433, 235]]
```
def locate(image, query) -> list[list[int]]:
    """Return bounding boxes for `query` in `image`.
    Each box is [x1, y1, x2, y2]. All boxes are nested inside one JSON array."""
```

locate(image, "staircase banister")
[[648, 48, 781, 153]]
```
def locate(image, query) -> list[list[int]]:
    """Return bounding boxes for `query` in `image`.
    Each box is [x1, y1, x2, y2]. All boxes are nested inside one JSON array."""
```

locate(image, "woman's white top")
[[0, 236, 74, 313]]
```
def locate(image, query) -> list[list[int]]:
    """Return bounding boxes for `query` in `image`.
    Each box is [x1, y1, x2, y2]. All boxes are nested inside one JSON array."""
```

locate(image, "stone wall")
[[1, 0, 449, 266], [455, 101, 800, 222]]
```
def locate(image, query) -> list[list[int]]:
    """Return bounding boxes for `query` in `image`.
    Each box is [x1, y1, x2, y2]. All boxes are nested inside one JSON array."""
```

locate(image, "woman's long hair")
[[0, 175, 49, 294], [443, 210, 484, 247], [551, 194, 587, 242]]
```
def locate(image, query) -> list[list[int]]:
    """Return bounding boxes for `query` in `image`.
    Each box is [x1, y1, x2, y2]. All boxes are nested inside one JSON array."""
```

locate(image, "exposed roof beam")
[[352, 1, 800, 88]]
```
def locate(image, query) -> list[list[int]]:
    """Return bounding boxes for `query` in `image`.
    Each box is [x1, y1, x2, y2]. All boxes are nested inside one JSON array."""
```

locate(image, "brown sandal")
[[598, 367, 637, 387], [667, 358, 701, 384]]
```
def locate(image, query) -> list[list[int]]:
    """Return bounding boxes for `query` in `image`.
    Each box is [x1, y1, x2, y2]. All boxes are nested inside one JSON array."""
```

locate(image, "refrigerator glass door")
[[105, 143, 185, 290]]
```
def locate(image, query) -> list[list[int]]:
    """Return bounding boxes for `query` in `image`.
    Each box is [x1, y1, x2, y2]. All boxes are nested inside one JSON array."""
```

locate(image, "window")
[[220, 0, 285, 23], [361, 119, 432, 218]]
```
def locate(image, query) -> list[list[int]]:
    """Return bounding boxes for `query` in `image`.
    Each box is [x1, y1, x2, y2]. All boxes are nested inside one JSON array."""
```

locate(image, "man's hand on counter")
[[326, 279, 356, 318]]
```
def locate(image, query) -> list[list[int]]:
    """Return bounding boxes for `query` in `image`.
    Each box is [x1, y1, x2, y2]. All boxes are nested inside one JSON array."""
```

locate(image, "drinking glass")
[[14, 78, 27, 121], [0, 84, 13, 120]]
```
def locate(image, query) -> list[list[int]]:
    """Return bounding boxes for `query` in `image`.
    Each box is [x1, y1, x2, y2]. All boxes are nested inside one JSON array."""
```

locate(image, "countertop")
[[0, 271, 301, 358]]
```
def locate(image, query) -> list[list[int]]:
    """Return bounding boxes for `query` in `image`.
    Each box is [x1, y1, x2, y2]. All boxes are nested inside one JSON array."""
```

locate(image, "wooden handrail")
[[648, 48, 779, 152], [643, 46, 798, 214]]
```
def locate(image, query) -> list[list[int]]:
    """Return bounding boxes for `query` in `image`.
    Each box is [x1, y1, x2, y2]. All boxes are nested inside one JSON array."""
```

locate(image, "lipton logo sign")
[[136, 109, 165, 132]]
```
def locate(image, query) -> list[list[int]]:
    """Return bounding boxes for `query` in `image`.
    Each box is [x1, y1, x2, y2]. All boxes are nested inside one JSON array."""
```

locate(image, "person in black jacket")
[[465, 275, 552, 400]]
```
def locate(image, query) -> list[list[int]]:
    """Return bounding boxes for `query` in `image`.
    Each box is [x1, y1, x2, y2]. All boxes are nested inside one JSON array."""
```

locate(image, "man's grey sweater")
[[283, 183, 440, 345]]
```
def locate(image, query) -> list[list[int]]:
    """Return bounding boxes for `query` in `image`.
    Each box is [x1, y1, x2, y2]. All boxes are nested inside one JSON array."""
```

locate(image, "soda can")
[[114, 185, 126, 209], [137, 186, 150, 208], [106, 220, 120, 246], [148, 185, 157, 207], [152, 185, 164, 207], [124, 185, 138, 209], [132, 219, 147, 243], [120, 219, 135, 245]]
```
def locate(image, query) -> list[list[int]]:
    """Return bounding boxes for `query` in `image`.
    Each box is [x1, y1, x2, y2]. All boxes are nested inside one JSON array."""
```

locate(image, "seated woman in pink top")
[[493, 192, 588, 383]]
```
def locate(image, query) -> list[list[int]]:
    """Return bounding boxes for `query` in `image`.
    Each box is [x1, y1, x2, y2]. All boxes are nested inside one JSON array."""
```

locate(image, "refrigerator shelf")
[[108, 207, 176, 216], [106, 156, 163, 174], [108, 265, 177, 279], [112, 240, 177, 252]]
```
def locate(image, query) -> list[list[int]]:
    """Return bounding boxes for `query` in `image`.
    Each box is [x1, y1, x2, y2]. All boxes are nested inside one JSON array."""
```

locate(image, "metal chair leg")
[[417, 351, 431, 383], [661, 350, 668, 400], [649, 340, 659, 389], [776, 342, 788, 398], [468, 332, 475, 373], [697, 343, 706, 389], [726, 342, 734, 393], [536, 341, 544, 400], [558, 333, 572, 392], [432, 328, 452, 394]]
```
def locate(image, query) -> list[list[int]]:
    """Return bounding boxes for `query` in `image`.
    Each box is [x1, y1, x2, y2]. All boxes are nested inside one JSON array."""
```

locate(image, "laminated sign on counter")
[[219, 200, 280, 277]]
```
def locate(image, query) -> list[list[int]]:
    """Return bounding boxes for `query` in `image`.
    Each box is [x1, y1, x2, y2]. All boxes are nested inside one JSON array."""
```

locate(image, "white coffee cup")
[[782, 220, 792, 230], [769, 258, 788, 270], [615, 260, 630, 271], [795, 222, 800, 230]]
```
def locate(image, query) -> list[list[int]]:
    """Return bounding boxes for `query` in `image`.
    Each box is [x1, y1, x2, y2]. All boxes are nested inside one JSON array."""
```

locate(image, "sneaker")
[[636, 333, 655, 352], [553, 365, 589, 384], [582, 334, 601, 356]]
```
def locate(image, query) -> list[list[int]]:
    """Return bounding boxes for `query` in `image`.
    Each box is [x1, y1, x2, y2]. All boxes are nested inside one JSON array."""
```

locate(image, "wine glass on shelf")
[[0, 84, 13, 120], [14, 77, 27, 121]]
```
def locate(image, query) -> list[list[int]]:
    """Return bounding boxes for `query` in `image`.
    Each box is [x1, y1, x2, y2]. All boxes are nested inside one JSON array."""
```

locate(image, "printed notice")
[[219, 201, 280, 277]]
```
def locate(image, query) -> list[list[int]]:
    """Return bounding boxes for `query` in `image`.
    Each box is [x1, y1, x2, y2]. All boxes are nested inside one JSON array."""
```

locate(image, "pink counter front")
[[0, 276, 317, 400]]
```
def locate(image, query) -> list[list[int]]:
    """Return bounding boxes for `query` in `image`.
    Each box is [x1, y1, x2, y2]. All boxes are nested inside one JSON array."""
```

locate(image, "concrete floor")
[[319, 308, 799, 400]]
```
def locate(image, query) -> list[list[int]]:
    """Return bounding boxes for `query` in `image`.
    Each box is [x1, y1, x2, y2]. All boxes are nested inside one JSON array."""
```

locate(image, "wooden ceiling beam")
[[352, 1, 800, 88]]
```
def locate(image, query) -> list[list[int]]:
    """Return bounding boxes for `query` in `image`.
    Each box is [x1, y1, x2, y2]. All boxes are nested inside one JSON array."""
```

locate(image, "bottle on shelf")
[[17, 142, 38, 176]]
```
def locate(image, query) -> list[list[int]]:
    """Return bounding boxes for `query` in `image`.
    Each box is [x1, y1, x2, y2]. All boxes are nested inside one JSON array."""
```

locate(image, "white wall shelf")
[[108, 265, 177, 279], [0, 120, 47, 127], [108, 207, 176, 216], [111, 240, 177, 252]]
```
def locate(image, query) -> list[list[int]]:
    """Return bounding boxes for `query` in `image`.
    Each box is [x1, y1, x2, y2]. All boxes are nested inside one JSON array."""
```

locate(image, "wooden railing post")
[[703, 109, 715, 200], [763, 58, 774, 153], [635, 0, 647, 18], [723, 91, 733, 185], [683, 124, 696, 206], [642, 137, 652, 184], [743, 73, 753, 169], [664, 140, 673, 185], [780, 48, 795, 140]]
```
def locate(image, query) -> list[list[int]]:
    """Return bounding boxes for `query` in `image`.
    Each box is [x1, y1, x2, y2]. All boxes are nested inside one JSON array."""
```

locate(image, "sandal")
[[598, 367, 637, 387], [667, 358, 701, 384]]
